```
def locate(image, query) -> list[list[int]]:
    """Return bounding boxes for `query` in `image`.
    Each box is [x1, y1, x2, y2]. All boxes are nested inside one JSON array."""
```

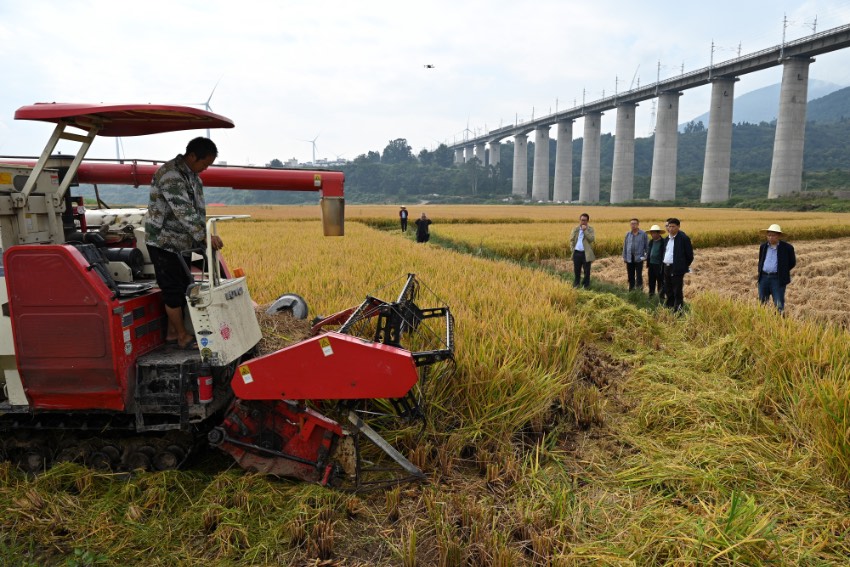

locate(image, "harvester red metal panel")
[[232, 332, 419, 401], [14, 103, 234, 137], [4, 245, 165, 410]]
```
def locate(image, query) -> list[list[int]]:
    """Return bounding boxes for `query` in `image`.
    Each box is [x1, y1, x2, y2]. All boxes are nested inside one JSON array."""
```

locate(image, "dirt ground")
[[545, 237, 850, 329]]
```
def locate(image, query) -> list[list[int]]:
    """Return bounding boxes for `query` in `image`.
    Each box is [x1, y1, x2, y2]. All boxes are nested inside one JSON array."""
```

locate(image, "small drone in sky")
[[424, 64, 435, 69]]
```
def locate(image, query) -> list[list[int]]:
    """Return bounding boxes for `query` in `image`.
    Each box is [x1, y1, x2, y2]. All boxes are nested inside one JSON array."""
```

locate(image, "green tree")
[[381, 138, 415, 165], [267, 158, 284, 168], [433, 143, 455, 168], [683, 120, 706, 134], [354, 150, 381, 164], [461, 157, 483, 195]]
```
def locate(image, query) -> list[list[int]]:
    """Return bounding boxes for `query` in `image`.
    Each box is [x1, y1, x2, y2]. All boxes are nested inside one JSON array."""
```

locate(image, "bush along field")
[[0, 213, 848, 565]]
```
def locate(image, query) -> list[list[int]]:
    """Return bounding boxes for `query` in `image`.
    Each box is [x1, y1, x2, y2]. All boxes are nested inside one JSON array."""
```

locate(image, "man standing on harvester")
[[145, 137, 223, 349]]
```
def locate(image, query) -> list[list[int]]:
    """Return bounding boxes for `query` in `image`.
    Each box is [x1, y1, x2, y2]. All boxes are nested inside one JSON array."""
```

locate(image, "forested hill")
[[807, 85, 850, 123], [79, 89, 850, 206]]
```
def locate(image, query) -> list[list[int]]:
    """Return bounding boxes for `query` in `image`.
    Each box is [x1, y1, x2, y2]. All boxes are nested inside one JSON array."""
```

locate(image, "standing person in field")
[[145, 137, 222, 350], [646, 224, 666, 300], [569, 213, 595, 289], [757, 223, 796, 314], [399, 206, 409, 232], [661, 218, 693, 313], [415, 212, 432, 243], [622, 218, 648, 291]]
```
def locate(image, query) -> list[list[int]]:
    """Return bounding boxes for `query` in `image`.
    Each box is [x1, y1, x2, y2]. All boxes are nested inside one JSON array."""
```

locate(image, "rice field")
[[584, 237, 850, 329], [1, 205, 848, 565], [428, 216, 850, 261]]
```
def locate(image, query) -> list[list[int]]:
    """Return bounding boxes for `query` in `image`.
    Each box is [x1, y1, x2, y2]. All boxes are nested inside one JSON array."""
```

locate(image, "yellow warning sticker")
[[313, 174, 322, 187], [239, 365, 254, 384], [0, 173, 11, 185], [319, 337, 333, 357]]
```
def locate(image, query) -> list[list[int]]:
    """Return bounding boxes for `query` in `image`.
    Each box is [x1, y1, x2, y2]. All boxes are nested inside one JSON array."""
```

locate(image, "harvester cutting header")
[[0, 103, 454, 490]]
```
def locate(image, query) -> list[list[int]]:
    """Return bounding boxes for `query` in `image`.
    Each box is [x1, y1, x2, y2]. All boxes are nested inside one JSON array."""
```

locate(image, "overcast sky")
[[1, 0, 850, 166]]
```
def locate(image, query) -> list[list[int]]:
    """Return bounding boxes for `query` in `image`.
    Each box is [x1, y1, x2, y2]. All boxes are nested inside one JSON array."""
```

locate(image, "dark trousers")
[[647, 263, 664, 297], [758, 274, 787, 313], [663, 265, 684, 312], [147, 245, 191, 309], [572, 250, 592, 288], [400, 218, 408, 231], [626, 261, 644, 290]]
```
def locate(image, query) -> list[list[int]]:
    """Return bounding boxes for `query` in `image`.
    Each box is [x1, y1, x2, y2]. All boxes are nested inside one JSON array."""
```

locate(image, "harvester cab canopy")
[[3, 103, 343, 248], [12, 103, 234, 208]]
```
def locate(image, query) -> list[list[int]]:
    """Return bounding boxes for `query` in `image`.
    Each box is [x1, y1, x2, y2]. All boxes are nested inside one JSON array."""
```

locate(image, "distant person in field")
[[399, 206, 409, 232], [646, 224, 666, 300], [662, 218, 693, 313], [622, 218, 648, 291], [569, 213, 595, 289], [757, 223, 796, 314], [415, 212, 432, 243], [146, 137, 222, 349]]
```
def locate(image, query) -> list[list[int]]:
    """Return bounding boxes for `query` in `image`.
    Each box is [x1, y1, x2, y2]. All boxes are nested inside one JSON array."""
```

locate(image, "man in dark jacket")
[[661, 218, 693, 313], [399, 206, 409, 232], [646, 224, 666, 300], [757, 224, 796, 314], [415, 213, 432, 243]]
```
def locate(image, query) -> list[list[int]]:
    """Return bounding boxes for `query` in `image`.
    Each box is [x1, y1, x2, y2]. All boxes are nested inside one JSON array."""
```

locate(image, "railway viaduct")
[[448, 24, 850, 203]]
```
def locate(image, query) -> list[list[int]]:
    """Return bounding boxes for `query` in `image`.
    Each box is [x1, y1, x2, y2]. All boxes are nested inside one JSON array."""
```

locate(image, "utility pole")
[[780, 13, 788, 60], [709, 40, 715, 79]]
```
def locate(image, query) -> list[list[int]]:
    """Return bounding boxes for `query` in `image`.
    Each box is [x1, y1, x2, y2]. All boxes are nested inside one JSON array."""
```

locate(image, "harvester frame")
[[0, 102, 454, 489]]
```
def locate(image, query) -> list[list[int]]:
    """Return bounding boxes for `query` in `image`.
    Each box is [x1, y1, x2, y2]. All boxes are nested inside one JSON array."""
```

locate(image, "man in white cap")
[[646, 224, 666, 300], [757, 224, 796, 314]]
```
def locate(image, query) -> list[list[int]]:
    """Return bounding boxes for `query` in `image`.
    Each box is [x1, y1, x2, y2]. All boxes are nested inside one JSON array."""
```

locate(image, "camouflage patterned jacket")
[[144, 154, 207, 253]]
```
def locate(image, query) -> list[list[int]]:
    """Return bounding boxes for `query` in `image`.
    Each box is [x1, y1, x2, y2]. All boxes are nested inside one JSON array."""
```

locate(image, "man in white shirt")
[[569, 213, 596, 288], [661, 218, 693, 313]]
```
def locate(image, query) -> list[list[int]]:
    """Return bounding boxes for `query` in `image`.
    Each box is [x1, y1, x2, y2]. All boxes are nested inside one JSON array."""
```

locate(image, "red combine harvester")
[[0, 103, 454, 489]]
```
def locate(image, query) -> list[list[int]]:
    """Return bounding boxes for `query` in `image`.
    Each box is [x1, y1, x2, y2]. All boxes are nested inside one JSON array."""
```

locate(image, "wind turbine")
[[462, 117, 473, 142], [301, 134, 320, 163], [192, 79, 221, 138]]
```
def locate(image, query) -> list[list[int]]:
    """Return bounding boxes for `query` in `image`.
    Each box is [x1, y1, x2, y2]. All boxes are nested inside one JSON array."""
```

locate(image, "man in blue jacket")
[[757, 224, 796, 314], [661, 218, 693, 313]]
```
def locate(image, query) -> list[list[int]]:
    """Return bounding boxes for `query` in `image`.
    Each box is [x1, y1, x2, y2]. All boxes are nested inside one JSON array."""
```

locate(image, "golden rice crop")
[[1, 211, 849, 565], [432, 217, 850, 260], [219, 219, 583, 445], [212, 203, 850, 224]]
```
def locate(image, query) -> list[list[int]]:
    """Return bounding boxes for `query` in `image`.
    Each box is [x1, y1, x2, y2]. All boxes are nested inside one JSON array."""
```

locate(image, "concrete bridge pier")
[[512, 132, 529, 198], [553, 120, 573, 202], [454, 147, 464, 164], [474, 142, 487, 165], [464, 145, 475, 164], [610, 103, 637, 203], [531, 126, 550, 201], [649, 91, 682, 201], [701, 78, 737, 203], [489, 140, 501, 166], [579, 112, 603, 202], [769, 57, 813, 198]]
